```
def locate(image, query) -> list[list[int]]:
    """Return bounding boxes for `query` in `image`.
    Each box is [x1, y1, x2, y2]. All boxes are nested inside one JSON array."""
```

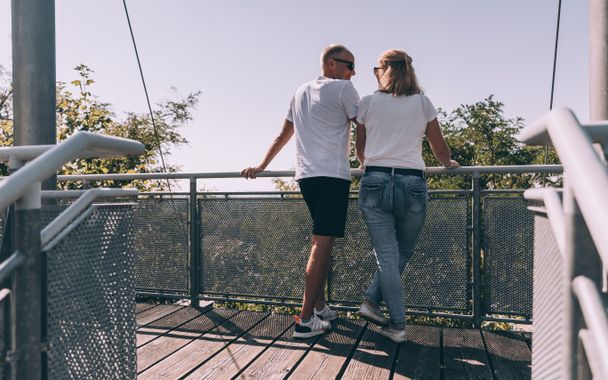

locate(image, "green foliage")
[[0, 64, 200, 190]]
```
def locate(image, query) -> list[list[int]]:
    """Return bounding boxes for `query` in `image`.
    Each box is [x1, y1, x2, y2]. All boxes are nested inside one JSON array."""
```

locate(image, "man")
[[241, 44, 359, 338]]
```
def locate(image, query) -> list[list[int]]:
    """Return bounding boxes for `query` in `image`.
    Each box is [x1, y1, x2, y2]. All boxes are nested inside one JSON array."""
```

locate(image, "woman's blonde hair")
[[377, 49, 422, 96]]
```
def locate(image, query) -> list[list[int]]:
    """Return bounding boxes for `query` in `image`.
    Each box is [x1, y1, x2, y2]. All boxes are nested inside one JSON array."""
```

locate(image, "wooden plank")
[[393, 325, 441, 380], [139, 310, 267, 379], [137, 306, 208, 347], [442, 328, 493, 380], [136, 302, 157, 314], [182, 313, 294, 379], [136, 304, 184, 327], [482, 330, 531, 380], [137, 308, 238, 374], [341, 323, 398, 379], [289, 318, 366, 380], [234, 315, 322, 380]]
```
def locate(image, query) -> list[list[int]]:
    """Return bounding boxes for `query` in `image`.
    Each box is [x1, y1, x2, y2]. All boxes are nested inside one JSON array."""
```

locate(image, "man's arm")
[[241, 119, 294, 179], [425, 118, 459, 168]]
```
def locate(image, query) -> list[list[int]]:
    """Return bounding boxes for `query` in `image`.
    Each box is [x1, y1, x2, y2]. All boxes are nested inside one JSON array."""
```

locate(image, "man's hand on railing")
[[241, 165, 266, 179]]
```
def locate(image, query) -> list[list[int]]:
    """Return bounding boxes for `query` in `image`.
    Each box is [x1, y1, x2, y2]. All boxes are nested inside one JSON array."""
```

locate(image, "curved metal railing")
[[520, 107, 608, 380]]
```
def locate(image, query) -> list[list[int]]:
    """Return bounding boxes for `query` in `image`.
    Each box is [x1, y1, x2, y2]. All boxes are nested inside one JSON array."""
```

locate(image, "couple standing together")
[[241, 44, 459, 342]]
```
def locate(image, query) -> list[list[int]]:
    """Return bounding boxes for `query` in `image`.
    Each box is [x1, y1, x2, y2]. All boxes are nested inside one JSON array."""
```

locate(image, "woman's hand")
[[444, 159, 460, 169]]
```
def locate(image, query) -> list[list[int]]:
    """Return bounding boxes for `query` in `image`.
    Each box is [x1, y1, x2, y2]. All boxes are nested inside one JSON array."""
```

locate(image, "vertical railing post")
[[471, 172, 483, 327], [189, 178, 200, 306], [562, 181, 603, 380], [11, 183, 42, 380]]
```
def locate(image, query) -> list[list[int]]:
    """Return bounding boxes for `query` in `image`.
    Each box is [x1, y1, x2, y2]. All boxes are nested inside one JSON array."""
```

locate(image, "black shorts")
[[298, 176, 351, 238]]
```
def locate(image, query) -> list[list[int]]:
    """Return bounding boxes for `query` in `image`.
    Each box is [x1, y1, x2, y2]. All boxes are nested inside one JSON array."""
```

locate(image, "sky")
[[0, 0, 589, 191]]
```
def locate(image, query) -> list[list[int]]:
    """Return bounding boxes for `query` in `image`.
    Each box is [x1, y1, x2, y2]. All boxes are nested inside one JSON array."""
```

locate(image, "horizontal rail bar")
[[572, 275, 608, 377], [0, 132, 145, 211], [52, 164, 563, 182], [41, 189, 139, 199], [41, 188, 139, 246], [0, 251, 25, 284], [525, 187, 566, 255], [519, 108, 608, 272]]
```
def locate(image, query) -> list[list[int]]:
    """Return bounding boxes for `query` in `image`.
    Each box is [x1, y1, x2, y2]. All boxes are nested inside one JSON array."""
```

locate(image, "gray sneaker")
[[378, 325, 407, 343], [358, 301, 389, 325], [314, 304, 338, 321]]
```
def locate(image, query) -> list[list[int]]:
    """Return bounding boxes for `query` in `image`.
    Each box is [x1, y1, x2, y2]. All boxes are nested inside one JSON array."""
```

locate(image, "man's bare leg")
[[301, 235, 336, 319]]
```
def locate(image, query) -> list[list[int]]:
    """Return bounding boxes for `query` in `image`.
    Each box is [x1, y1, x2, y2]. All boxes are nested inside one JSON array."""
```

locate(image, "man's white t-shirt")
[[357, 92, 437, 170], [287, 76, 359, 181]]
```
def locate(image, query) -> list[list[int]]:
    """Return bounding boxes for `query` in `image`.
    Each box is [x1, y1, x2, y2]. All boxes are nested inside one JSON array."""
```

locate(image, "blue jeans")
[[358, 171, 427, 328]]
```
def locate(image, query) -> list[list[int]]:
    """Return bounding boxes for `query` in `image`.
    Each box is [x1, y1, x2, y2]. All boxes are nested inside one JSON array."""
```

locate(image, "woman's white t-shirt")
[[356, 92, 437, 170]]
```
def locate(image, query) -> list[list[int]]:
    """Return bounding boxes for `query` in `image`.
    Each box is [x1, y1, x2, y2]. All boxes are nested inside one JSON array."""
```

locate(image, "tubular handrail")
[[518, 108, 608, 272], [572, 276, 608, 379], [0, 131, 145, 211], [40, 188, 139, 247], [0, 250, 25, 284], [47, 164, 564, 182], [524, 187, 566, 255]]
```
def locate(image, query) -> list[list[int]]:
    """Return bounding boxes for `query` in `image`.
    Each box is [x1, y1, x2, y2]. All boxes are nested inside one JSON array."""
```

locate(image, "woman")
[[356, 49, 459, 342]]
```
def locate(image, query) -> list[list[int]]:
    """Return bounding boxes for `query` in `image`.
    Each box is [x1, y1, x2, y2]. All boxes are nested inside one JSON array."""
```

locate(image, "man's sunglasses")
[[332, 57, 355, 71]]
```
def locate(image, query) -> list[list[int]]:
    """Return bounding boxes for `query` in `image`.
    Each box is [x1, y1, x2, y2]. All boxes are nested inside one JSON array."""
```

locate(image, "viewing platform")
[[135, 302, 531, 379]]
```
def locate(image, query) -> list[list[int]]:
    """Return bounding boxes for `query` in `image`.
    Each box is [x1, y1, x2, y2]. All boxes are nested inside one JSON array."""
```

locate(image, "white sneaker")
[[378, 325, 407, 343], [314, 304, 338, 321], [293, 315, 331, 339], [358, 301, 389, 325]]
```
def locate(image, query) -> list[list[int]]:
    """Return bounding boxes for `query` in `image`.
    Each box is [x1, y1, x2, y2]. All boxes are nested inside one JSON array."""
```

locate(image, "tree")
[[0, 64, 199, 190], [423, 96, 560, 190]]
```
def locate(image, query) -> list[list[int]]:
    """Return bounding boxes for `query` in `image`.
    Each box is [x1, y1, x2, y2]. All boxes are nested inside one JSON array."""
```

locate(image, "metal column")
[[11, 0, 56, 378]]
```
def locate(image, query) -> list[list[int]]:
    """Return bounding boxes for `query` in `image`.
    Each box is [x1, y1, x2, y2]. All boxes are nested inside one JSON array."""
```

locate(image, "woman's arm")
[[355, 122, 366, 167], [425, 118, 459, 168]]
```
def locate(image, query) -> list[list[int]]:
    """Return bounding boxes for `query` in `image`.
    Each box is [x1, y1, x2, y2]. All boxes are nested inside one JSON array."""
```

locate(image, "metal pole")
[[189, 178, 201, 306], [590, 0, 608, 121], [471, 173, 482, 327], [12, 0, 57, 191]]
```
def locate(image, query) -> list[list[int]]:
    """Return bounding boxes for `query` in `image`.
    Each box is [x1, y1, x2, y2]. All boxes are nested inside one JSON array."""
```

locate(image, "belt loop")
[[391, 167, 395, 176], [422, 171, 426, 180]]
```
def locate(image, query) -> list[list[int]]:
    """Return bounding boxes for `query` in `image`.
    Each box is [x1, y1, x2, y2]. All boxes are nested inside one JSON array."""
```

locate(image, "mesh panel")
[[132, 198, 189, 294], [46, 204, 136, 379], [483, 197, 534, 316], [332, 195, 470, 311], [531, 214, 565, 379], [199, 197, 310, 300]]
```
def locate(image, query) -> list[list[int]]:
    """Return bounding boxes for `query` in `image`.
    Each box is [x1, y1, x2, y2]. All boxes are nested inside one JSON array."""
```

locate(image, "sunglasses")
[[373, 67, 383, 74], [332, 57, 355, 71]]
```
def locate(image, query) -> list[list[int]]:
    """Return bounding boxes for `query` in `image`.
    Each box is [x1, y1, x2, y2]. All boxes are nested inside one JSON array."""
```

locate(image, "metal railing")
[[520, 107, 608, 380], [56, 165, 563, 326], [0, 131, 144, 379]]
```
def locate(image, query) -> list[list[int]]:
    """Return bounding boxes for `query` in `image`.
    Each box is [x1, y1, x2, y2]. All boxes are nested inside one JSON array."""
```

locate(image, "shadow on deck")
[[135, 302, 531, 380]]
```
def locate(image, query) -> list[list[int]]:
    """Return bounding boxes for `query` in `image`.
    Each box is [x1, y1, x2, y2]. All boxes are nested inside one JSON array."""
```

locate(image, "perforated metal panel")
[[199, 197, 310, 300], [332, 195, 470, 311], [483, 197, 534, 317], [132, 197, 189, 294], [531, 214, 565, 380], [46, 204, 136, 380]]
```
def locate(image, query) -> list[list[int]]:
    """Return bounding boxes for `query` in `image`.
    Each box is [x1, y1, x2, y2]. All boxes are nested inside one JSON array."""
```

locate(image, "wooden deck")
[[135, 302, 531, 380]]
